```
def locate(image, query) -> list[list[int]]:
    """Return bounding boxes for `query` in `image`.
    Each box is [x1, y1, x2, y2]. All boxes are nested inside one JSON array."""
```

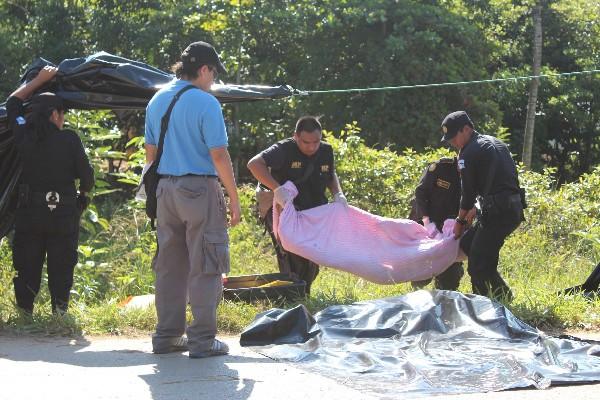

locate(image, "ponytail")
[[27, 108, 57, 142]]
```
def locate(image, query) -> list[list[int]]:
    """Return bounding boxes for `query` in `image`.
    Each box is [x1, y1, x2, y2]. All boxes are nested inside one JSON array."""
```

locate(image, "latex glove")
[[274, 186, 293, 208], [333, 192, 348, 207], [425, 221, 438, 238], [35, 65, 59, 83]]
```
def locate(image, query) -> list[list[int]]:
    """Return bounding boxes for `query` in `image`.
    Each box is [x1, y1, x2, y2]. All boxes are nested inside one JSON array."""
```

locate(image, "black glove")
[[76, 193, 90, 213]]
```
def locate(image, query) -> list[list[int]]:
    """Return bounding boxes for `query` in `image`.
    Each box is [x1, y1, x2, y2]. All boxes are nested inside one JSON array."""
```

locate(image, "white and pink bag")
[[273, 181, 462, 284]]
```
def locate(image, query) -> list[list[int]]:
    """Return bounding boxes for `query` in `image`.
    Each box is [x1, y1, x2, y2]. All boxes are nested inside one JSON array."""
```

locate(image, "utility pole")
[[522, 3, 543, 169]]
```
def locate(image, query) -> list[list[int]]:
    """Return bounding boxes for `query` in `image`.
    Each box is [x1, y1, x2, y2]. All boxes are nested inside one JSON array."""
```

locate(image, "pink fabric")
[[273, 181, 462, 284]]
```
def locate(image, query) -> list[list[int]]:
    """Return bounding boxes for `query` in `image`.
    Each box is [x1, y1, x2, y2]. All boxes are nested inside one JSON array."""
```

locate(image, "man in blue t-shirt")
[[144, 41, 241, 358]]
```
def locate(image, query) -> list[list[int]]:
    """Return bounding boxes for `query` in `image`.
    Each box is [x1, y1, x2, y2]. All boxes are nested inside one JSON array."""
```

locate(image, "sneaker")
[[153, 336, 188, 354], [189, 339, 229, 359]]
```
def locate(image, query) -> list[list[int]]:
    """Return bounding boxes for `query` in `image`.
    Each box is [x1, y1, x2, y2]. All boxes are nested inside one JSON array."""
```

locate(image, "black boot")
[[472, 273, 513, 303]]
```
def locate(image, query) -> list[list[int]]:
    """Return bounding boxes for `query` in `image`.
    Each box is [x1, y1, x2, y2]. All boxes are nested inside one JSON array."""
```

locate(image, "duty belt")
[[30, 191, 76, 211], [480, 191, 520, 209]]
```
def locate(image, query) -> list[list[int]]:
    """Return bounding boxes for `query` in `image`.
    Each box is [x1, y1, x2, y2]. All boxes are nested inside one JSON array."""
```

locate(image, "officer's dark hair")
[[28, 110, 58, 141], [295, 116, 322, 134], [28, 99, 64, 142]]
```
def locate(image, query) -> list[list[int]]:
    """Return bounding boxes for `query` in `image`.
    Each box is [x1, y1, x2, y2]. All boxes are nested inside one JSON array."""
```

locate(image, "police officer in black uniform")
[[441, 111, 524, 302], [247, 116, 346, 294], [6, 66, 94, 314], [409, 156, 465, 291]]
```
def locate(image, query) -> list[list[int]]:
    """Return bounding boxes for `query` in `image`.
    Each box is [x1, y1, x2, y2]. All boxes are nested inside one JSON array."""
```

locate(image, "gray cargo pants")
[[152, 175, 230, 353]]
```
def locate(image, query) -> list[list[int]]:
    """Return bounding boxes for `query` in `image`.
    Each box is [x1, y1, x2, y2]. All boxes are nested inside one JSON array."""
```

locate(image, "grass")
[[2, 227, 598, 338], [1, 140, 599, 337]]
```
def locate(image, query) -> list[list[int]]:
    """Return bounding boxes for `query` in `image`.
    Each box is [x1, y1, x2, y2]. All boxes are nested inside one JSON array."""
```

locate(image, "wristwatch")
[[455, 217, 467, 225]]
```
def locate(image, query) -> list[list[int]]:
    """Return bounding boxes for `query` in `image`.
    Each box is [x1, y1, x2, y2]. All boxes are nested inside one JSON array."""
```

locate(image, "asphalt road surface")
[[1, 333, 599, 400]]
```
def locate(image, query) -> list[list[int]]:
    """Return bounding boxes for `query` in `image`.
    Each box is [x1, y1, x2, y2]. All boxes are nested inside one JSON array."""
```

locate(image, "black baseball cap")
[[31, 92, 64, 113], [181, 41, 227, 74], [441, 111, 473, 142]]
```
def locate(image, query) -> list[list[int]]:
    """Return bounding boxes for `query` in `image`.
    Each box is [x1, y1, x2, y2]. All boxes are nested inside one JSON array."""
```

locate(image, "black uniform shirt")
[[458, 132, 520, 210], [7, 96, 94, 196], [260, 138, 334, 211], [414, 157, 461, 226]]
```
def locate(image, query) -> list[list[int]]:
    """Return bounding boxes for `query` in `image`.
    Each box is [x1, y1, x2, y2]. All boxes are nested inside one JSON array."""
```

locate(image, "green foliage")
[[1, 1, 599, 336], [2, 0, 599, 180], [327, 123, 453, 217], [1, 125, 599, 336]]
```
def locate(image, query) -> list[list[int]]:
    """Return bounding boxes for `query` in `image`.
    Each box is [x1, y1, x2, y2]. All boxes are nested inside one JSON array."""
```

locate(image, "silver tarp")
[[242, 290, 600, 397]]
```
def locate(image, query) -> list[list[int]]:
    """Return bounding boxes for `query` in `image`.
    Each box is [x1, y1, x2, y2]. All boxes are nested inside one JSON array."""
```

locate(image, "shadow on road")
[[0, 334, 273, 399]]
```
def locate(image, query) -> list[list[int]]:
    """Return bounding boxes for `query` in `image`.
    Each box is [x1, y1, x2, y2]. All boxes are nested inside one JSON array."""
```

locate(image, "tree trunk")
[[522, 4, 543, 169]]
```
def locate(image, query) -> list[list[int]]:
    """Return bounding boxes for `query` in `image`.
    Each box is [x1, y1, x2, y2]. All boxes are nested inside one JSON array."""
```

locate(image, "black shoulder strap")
[[155, 85, 196, 168]]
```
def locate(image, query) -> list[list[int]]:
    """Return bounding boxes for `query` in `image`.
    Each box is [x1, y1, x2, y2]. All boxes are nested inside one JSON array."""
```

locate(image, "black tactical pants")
[[12, 205, 80, 313], [412, 262, 464, 291], [262, 209, 319, 295], [463, 195, 523, 302]]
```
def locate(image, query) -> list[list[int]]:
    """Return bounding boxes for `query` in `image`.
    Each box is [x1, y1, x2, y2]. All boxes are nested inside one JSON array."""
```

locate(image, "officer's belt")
[[29, 192, 76, 207], [480, 191, 520, 206]]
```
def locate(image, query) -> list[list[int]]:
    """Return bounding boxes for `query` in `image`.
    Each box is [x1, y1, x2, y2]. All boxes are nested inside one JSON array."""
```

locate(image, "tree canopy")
[[1, 0, 599, 181]]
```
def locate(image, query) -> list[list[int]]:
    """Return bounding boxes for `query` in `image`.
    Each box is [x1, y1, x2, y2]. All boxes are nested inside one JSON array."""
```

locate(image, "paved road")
[[1, 334, 599, 400]]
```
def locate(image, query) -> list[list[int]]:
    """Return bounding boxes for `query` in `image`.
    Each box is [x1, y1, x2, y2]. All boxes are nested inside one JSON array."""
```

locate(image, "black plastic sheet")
[[240, 304, 319, 346], [0, 52, 296, 238], [242, 291, 600, 397]]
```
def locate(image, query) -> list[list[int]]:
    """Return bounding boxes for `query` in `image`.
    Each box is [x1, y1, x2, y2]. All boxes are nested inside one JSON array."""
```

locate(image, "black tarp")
[[0, 52, 296, 238], [241, 290, 600, 398]]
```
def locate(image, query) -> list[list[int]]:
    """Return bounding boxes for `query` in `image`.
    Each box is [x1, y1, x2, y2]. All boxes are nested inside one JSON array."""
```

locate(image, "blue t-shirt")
[[144, 79, 228, 176]]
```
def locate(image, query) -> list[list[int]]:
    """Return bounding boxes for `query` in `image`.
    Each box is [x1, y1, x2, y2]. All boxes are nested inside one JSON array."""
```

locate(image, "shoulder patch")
[[458, 159, 465, 170], [436, 178, 451, 189], [16, 116, 26, 125], [428, 163, 437, 172]]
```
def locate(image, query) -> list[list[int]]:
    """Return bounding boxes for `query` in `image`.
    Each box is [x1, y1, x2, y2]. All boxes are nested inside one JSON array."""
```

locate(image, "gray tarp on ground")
[[241, 290, 600, 398], [0, 52, 296, 238]]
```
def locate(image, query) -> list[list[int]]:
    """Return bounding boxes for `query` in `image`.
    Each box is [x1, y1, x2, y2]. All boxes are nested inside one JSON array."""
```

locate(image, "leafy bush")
[[1, 124, 599, 334], [327, 122, 453, 217]]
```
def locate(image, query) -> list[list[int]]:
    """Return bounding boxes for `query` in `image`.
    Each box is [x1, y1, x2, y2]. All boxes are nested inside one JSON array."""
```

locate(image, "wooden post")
[[522, 3, 543, 169]]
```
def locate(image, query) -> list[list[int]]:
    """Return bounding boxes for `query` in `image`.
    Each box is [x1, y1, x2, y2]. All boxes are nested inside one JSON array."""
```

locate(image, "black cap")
[[441, 111, 473, 141], [181, 41, 227, 75], [31, 92, 64, 113]]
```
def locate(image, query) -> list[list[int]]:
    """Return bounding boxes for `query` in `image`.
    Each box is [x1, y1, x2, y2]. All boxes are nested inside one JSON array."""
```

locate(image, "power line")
[[295, 69, 600, 95]]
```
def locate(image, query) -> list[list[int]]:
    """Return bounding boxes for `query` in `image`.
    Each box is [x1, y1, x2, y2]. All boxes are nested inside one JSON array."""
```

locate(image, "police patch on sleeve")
[[16, 116, 26, 125], [436, 178, 451, 189], [458, 159, 465, 170]]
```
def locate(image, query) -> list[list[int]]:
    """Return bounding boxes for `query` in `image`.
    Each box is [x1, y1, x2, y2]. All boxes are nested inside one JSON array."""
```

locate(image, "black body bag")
[[143, 85, 195, 227]]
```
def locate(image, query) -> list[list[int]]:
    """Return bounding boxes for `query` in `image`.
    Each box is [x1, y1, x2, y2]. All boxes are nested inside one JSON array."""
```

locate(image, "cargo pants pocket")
[[203, 230, 231, 275]]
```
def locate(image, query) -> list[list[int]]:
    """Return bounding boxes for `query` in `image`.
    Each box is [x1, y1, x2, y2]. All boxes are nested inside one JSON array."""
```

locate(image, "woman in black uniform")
[[6, 66, 94, 314]]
